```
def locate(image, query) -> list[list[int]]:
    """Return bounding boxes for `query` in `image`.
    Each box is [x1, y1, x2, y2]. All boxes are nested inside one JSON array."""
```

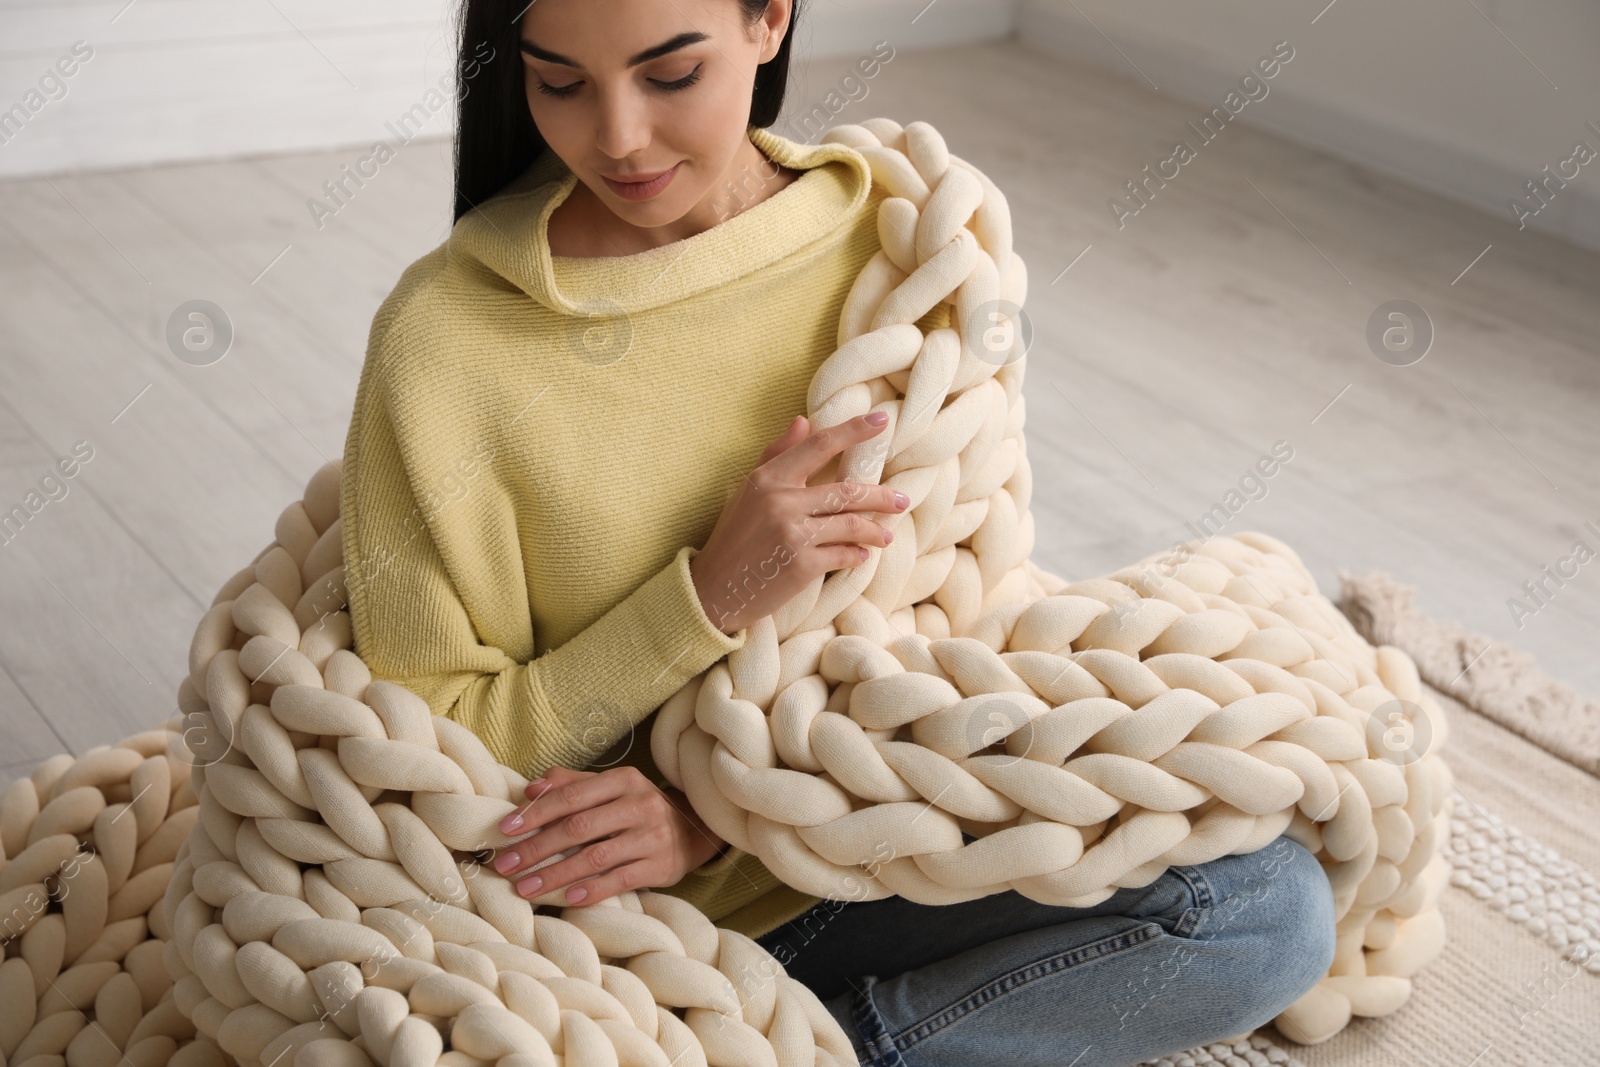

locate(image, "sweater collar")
[[450, 124, 872, 316]]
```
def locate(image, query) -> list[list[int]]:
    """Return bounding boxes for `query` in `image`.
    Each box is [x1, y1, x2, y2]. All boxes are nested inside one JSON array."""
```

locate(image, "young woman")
[[341, 1, 1340, 1063]]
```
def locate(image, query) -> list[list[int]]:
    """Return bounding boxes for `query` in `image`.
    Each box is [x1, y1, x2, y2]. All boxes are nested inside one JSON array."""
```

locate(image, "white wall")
[[1018, 0, 1600, 253], [6, 0, 1596, 253], [0, 0, 1018, 178]]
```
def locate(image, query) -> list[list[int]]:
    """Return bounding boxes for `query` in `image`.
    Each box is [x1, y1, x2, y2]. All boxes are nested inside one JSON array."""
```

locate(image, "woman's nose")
[[592, 86, 653, 161]]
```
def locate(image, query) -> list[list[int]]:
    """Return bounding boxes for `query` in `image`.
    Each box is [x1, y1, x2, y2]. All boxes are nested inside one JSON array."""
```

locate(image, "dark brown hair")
[[451, 0, 800, 223]]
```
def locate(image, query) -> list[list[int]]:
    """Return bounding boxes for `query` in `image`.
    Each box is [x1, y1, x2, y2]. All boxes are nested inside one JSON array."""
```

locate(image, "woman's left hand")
[[491, 765, 726, 905]]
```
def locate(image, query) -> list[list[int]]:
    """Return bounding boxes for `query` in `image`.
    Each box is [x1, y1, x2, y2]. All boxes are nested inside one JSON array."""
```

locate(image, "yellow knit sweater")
[[341, 122, 949, 940]]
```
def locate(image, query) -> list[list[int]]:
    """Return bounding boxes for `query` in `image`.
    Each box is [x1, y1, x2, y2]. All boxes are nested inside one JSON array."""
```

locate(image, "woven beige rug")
[[1338, 571, 1600, 777], [1138, 591, 1600, 1067]]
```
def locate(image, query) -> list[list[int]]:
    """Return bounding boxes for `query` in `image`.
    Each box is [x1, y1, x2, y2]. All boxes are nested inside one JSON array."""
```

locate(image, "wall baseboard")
[[1016, 0, 1600, 256]]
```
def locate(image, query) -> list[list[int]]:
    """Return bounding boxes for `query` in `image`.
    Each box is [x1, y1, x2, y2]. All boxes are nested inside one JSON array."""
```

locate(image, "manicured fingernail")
[[566, 886, 587, 904], [501, 813, 522, 832], [893, 492, 909, 508], [884, 528, 893, 544], [865, 411, 888, 425], [517, 875, 542, 897], [494, 852, 518, 873]]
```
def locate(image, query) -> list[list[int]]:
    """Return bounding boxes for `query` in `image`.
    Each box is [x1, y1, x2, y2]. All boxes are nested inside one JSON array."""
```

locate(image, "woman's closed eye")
[[535, 63, 704, 99]]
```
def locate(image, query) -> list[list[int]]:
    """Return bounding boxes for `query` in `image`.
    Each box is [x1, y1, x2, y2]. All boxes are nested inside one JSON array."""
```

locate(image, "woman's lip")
[[602, 163, 679, 201]]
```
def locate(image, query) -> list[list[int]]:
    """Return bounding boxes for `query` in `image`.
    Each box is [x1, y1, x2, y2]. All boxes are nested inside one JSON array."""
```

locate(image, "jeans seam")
[[889, 920, 1168, 1050], [1174, 864, 1214, 907], [850, 978, 907, 1067], [1170, 864, 1214, 938]]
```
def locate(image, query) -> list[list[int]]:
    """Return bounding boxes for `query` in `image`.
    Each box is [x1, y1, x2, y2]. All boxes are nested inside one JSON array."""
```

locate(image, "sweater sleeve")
[[340, 353, 750, 782]]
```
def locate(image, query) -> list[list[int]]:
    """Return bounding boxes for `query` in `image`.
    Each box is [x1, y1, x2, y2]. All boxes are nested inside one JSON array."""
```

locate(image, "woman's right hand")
[[689, 411, 910, 635]]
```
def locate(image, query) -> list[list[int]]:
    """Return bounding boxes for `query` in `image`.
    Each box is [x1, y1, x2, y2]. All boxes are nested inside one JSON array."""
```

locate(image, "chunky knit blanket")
[[0, 118, 1451, 1067]]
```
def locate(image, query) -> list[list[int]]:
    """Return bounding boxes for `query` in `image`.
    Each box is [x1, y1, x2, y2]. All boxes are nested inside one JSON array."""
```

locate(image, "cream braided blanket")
[[0, 118, 1451, 1067]]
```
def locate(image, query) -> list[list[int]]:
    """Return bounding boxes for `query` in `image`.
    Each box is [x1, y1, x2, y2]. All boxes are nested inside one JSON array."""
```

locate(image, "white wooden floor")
[[2, 40, 1597, 786]]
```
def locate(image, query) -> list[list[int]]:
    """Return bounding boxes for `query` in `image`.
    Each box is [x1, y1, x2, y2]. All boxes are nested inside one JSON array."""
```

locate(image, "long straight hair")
[[451, 0, 800, 224]]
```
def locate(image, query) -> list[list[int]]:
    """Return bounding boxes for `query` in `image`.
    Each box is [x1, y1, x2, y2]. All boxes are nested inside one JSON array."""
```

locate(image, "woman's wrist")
[[688, 550, 740, 636], [667, 787, 726, 869]]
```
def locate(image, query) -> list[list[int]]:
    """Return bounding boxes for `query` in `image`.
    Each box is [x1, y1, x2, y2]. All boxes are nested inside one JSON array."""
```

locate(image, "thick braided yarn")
[[0, 117, 1453, 1067], [0, 723, 201, 1067], [650, 118, 1453, 1044], [151, 453, 856, 1067]]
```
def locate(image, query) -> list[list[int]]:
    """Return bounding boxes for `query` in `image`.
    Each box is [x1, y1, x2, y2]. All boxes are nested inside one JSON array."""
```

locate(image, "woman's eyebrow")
[[519, 30, 711, 69]]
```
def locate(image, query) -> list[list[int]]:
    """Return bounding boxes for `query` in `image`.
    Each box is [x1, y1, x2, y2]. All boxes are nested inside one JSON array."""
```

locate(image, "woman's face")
[[519, 0, 791, 229]]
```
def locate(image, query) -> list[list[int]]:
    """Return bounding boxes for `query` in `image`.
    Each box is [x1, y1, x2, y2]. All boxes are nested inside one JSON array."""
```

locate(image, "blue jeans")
[[754, 833, 1338, 1067]]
